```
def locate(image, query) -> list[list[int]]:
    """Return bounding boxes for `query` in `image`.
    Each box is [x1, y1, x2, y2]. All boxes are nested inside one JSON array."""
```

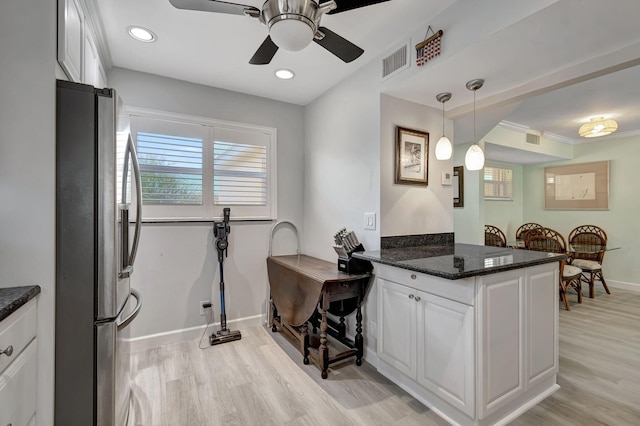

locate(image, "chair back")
[[525, 233, 565, 254], [484, 225, 507, 247], [515, 223, 543, 240], [568, 225, 607, 263]]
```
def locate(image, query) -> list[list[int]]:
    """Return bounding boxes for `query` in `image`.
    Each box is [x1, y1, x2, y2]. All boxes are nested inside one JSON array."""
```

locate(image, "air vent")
[[526, 133, 540, 145], [382, 43, 409, 79]]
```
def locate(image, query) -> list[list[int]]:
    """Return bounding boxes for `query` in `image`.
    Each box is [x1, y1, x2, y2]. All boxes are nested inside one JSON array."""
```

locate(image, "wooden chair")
[[568, 225, 611, 298], [484, 225, 507, 247], [515, 222, 543, 241], [525, 228, 583, 310]]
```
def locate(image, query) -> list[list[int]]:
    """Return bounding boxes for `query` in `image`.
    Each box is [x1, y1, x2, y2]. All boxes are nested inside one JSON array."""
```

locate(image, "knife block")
[[337, 244, 373, 274]]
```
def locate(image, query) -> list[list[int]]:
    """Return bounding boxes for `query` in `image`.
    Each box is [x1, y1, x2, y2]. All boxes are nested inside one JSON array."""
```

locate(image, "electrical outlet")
[[200, 300, 211, 316]]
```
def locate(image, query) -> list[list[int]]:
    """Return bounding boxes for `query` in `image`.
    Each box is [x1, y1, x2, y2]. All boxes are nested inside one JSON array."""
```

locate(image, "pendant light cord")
[[473, 88, 476, 145], [442, 101, 445, 137]]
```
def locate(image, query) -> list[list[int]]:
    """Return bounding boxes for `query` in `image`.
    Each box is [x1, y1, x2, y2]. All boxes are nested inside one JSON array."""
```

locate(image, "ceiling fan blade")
[[314, 27, 364, 63], [249, 36, 279, 65], [323, 0, 390, 14], [169, 0, 260, 16]]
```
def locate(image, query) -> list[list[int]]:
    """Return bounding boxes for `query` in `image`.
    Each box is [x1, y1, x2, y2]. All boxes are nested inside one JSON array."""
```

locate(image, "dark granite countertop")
[[0, 285, 41, 322], [353, 243, 565, 280]]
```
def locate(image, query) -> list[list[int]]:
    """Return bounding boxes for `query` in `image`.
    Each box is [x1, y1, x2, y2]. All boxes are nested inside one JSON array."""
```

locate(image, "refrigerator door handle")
[[127, 134, 143, 268], [117, 289, 142, 331]]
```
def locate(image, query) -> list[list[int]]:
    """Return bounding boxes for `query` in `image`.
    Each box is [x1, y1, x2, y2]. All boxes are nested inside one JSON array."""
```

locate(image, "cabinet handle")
[[0, 345, 13, 357], [415, 296, 421, 302], [410, 274, 417, 280], [408, 294, 414, 299]]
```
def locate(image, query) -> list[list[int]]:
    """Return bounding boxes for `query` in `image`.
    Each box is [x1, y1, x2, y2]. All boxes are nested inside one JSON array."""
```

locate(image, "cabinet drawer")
[[0, 339, 37, 426], [0, 298, 37, 374], [374, 263, 476, 305]]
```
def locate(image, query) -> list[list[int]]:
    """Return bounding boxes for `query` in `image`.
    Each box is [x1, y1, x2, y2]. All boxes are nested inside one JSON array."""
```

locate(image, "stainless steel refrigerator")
[[55, 79, 143, 426]]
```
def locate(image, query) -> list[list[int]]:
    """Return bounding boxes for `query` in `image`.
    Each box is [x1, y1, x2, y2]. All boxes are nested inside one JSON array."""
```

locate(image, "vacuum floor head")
[[209, 329, 242, 346]]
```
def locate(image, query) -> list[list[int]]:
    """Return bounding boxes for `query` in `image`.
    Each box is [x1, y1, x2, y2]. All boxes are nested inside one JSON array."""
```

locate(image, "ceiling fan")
[[168, 0, 391, 64]]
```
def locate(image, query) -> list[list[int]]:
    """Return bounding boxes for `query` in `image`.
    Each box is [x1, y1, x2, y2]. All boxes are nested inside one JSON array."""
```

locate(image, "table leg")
[[355, 293, 363, 366], [320, 292, 329, 379], [302, 322, 310, 364], [271, 300, 279, 332]]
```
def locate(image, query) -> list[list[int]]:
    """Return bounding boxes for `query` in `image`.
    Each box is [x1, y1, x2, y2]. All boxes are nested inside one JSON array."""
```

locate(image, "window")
[[484, 166, 513, 200], [130, 109, 277, 221]]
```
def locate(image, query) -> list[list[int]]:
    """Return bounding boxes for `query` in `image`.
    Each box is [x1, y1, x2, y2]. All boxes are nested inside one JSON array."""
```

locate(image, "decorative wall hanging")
[[395, 126, 429, 185], [544, 161, 609, 210], [415, 26, 443, 66], [453, 166, 464, 208]]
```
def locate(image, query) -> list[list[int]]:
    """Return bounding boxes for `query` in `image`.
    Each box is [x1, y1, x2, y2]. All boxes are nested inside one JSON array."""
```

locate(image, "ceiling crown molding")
[[498, 120, 530, 133]]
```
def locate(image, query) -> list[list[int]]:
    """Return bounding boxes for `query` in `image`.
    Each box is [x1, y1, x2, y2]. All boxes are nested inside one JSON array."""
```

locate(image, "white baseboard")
[[607, 279, 640, 293], [127, 314, 264, 352]]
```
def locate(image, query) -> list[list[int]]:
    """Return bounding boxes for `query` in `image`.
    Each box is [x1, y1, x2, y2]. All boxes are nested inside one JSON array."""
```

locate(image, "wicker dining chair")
[[484, 225, 507, 247], [568, 225, 611, 298], [525, 228, 583, 310], [515, 222, 543, 241]]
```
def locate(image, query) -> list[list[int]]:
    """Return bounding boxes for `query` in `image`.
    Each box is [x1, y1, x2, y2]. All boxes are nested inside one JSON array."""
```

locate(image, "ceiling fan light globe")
[[270, 19, 314, 52], [435, 136, 452, 160], [465, 143, 485, 170]]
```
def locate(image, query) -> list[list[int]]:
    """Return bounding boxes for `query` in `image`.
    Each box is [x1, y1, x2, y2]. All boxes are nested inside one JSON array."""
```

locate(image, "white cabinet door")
[[416, 291, 475, 416], [83, 30, 99, 86], [57, 0, 84, 82], [478, 270, 525, 418], [526, 264, 558, 387], [377, 278, 417, 378]]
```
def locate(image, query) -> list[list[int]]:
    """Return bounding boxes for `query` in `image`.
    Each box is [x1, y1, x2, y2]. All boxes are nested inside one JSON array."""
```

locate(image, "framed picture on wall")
[[544, 161, 609, 210], [395, 126, 429, 185], [453, 166, 464, 208]]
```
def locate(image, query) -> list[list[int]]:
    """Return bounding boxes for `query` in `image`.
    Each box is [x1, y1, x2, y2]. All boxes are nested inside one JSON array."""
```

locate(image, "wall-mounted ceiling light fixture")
[[275, 69, 295, 80], [127, 26, 157, 43], [435, 92, 452, 160], [578, 116, 618, 138], [464, 78, 485, 171]]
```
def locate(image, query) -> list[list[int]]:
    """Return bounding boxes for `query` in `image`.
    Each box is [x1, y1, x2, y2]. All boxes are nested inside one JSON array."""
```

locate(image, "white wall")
[[453, 142, 485, 244], [303, 60, 382, 354], [0, 0, 56, 423], [484, 160, 524, 242], [380, 94, 454, 237], [107, 68, 305, 339]]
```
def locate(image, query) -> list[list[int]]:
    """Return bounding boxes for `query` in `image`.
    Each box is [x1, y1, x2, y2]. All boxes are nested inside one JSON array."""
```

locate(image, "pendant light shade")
[[578, 117, 618, 138], [464, 79, 485, 171], [465, 143, 485, 170], [435, 92, 452, 160]]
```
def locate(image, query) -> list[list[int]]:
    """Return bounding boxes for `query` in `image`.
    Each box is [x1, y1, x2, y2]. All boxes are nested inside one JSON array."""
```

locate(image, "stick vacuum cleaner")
[[210, 207, 242, 346]]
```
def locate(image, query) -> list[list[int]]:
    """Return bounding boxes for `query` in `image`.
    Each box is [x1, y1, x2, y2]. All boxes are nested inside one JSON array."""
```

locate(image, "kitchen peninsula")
[[354, 243, 564, 426]]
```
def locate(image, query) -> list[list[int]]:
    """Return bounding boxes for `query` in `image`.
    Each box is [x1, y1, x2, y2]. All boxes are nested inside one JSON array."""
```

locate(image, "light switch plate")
[[364, 212, 376, 230]]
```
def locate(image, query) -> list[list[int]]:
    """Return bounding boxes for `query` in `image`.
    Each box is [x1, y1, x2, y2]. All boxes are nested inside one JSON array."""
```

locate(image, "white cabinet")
[[58, 0, 108, 86], [378, 276, 475, 417], [416, 291, 474, 416], [0, 298, 37, 426], [58, 0, 84, 82], [375, 262, 558, 426], [378, 279, 417, 377]]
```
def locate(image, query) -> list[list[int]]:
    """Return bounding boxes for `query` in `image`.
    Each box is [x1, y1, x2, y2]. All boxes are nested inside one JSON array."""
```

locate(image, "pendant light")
[[464, 79, 485, 171], [435, 92, 453, 160]]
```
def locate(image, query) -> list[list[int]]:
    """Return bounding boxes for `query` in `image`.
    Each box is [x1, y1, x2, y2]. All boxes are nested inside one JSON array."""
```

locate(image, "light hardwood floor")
[[129, 287, 640, 425]]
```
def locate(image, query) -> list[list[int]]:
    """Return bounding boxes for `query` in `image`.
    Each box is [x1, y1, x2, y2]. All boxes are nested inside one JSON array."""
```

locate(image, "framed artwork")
[[395, 126, 429, 185], [544, 161, 609, 210], [453, 166, 464, 208]]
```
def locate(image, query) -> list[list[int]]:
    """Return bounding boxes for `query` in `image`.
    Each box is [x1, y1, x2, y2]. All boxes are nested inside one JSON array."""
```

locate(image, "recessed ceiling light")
[[275, 69, 295, 80], [127, 26, 157, 43]]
